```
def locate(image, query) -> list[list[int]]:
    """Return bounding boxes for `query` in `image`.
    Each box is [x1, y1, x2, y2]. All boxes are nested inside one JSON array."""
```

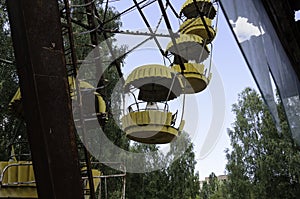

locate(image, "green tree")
[[125, 133, 200, 199], [166, 133, 200, 199], [225, 87, 300, 199], [199, 172, 227, 199], [0, 0, 28, 161], [125, 144, 168, 199]]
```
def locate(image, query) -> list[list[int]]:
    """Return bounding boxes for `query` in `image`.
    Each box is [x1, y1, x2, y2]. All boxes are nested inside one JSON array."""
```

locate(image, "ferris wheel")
[[3, 0, 219, 198], [109, 0, 219, 144], [8, 0, 219, 144]]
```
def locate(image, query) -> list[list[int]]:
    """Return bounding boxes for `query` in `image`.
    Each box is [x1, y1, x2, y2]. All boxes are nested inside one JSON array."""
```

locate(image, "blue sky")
[[108, 0, 258, 179], [296, 10, 300, 21]]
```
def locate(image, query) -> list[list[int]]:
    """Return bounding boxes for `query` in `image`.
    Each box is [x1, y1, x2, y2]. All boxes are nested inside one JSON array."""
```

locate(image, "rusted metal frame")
[[84, 0, 103, 81], [60, 3, 96, 199], [61, 8, 172, 37], [99, 32, 172, 84], [98, 0, 124, 79], [6, 0, 83, 198], [192, 0, 214, 40], [61, 3, 93, 199], [102, 0, 150, 25], [157, 0, 186, 71], [82, 173, 126, 179], [115, 33, 173, 66], [62, 14, 173, 38], [121, 35, 154, 57], [60, 13, 91, 30], [102, 0, 110, 23], [73, 72, 96, 197], [62, 14, 173, 72], [5, 119, 23, 149], [87, 161, 126, 198], [82, 0, 106, 198], [63, 0, 79, 77], [94, 7, 124, 134], [103, 33, 124, 80], [102, 29, 175, 37], [93, 9, 124, 80], [62, 0, 156, 35], [133, 0, 166, 57]]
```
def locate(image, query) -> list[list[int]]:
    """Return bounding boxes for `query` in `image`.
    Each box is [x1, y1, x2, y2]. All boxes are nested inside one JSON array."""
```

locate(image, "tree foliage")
[[199, 172, 227, 199], [166, 133, 200, 199], [126, 133, 200, 199], [225, 87, 300, 199], [0, 0, 28, 161]]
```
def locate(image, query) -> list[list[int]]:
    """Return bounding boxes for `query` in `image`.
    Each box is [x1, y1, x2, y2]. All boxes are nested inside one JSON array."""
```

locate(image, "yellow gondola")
[[122, 105, 185, 144], [8, 88, 23, 117], [124, 64, 183, 102], [172, 63, 212, 94], [180, 0, 216, 19], [0, 161, 102, 198], [68, 77, 107, 116], [81, 167, 101, 197], [166, 34, 209, 64], [9, 78, 107, 120], [179, 17, 216, 43], [0, 161, 37, 198], [122, 64, 185, 144]]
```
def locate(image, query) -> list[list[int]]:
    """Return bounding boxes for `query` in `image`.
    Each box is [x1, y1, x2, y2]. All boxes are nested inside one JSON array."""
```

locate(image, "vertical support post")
[[6, 0, 83, 198]]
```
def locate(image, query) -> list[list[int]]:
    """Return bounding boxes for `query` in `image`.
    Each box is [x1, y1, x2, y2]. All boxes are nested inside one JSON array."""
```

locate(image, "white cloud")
[[229, 17, 265, 43], [295, 10, 300, 21]]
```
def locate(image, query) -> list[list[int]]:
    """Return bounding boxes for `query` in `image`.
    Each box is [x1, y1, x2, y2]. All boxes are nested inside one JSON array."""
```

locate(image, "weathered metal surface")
[[6, 0, 83, 198]]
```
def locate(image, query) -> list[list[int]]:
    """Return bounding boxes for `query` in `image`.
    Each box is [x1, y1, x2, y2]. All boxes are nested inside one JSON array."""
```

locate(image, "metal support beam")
[[133, 0, 165, 57], [157, 0, 186, 71], [6, 0, 83, 198], [192, 0, 214, 40]]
